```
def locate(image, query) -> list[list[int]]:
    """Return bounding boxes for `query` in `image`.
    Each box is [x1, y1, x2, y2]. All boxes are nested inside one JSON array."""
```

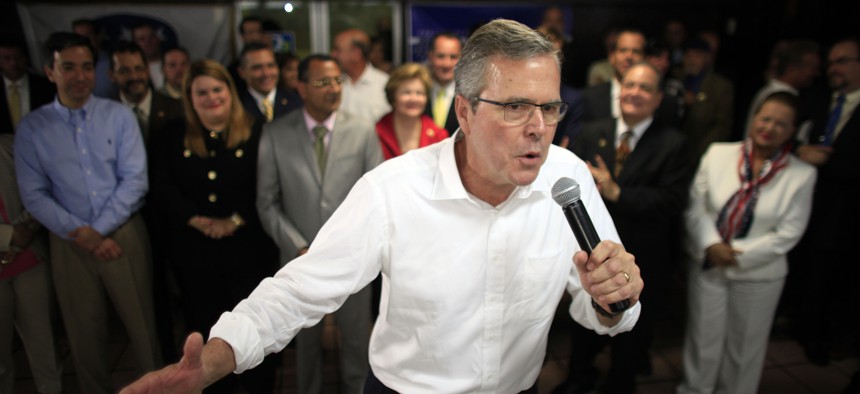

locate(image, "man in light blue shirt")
[[13, 32, 161, 394]]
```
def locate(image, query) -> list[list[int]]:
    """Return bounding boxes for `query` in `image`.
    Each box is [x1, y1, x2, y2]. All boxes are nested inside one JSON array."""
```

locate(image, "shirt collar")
[[248, 86, 276, 105], [120, 88, 153, 115], [430, 131, 547, 204], [302, 108, 337, 136], [616, 116, 653, 150], [52, 94, 94, 123], [345, 63, 377, 86], [4, 75, 27, 89]]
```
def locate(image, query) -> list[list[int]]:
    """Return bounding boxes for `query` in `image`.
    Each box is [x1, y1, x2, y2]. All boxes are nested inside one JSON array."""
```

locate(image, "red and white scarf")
[[715, 139, 791, 242]]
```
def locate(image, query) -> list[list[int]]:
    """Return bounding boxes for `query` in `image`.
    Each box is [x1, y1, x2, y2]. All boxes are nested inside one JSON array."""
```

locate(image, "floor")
[[12, 296, 859, 394]]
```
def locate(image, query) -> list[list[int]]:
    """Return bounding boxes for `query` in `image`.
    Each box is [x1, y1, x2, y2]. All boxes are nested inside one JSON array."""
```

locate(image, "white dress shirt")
[[148, 60, 164, 90], [211, 134, 640, 393], [339, 63, 391, 124], [685, 142, 816, 281]]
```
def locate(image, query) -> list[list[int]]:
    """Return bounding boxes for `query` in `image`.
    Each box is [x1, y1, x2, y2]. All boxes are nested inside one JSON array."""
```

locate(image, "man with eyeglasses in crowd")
[[120, 19, 643, 394], [793, 36, 860, 370], [255, 53, 381, 394]]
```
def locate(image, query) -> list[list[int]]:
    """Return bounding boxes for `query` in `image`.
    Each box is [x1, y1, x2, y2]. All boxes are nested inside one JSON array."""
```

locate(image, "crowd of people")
[[0, 6, 858, 394]]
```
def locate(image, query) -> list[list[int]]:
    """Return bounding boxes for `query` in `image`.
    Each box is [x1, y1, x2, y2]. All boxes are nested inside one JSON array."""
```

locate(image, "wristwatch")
[[591, 298, 624, 318]]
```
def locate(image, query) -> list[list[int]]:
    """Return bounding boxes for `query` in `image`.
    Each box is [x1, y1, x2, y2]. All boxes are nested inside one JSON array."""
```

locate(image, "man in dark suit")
[[581, 28, 681, 131], [423, 32, 462, 135], [108, 40, 183, 362], [674, 37, 734, 160], [793, 37, 860, 367], [109, 41, 183, 145], [0, 40, 55, 134], [256, 54, 382, 394], [238, 42, 301, 123], [555, 62, 692, 394], [228, 15, 264, 93]]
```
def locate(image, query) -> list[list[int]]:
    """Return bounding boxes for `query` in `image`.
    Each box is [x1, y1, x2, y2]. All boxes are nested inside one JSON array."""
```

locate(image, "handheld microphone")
[[552, 177, 630, 313]]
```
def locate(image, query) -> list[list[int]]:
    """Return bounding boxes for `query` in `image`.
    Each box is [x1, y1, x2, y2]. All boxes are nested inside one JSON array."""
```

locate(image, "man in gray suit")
[[256, 54, 382, 394]]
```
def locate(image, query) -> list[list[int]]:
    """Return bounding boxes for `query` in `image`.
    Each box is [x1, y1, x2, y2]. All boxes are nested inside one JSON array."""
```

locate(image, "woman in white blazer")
[[677, 92, 817, 394]]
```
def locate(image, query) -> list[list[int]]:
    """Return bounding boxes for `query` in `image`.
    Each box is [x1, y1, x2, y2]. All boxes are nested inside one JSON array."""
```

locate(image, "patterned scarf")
[[715, 139, 791, 242]]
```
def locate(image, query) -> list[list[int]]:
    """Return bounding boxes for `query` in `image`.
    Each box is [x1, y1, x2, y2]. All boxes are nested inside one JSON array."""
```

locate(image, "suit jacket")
[[423, 94, 459, 136], [680, 71, 734, 159], [0, 73, 55, 134], [147, 91, 184, 147], [686, 142, 816, 281], [804, 91, 860, 249], [571, 117, 692, 279], [109, 90, 183, 147], [240, 88, 302, 123], [580, 81, 682, 130], [257, 109, 383, 262]]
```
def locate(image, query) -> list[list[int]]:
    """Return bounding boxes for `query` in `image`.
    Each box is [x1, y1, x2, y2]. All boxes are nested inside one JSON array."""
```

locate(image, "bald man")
[[331, 28, 390, 123]]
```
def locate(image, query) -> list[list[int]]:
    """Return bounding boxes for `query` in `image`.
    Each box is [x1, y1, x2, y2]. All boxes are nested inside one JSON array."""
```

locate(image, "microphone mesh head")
[[551, 177, 581, 206]]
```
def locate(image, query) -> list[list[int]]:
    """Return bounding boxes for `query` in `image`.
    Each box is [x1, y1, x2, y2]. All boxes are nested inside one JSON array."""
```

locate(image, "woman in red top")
[[376, 63, 448, 160]]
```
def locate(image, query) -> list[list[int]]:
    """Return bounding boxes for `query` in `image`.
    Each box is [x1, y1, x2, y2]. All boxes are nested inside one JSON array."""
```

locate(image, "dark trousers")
[[363, 369, 537, 393]]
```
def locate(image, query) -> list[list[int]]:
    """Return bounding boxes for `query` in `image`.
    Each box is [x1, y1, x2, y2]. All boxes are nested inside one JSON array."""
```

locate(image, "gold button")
[[208, 193, 217, 202], [209, 150, 216, 157], [209, 131, 218, 138], [183, 149, 191, 158], [235, 149, 244, 158], [208, 171, 217, 180], [426, 128, 435, 137]]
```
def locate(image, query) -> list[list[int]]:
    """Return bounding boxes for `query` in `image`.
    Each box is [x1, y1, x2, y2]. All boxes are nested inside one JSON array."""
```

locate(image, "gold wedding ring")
[[622, 271, 630, 283]]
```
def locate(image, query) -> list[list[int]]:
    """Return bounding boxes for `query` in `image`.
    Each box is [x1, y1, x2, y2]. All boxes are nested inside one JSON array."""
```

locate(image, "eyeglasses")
[[828, 57, 859, 67], [308, 76, 345, 88], [473, 97, 569, 126]]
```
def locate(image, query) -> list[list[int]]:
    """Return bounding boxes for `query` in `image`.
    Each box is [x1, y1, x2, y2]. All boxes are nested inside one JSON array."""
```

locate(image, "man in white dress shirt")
[[120, 19, 644, 394], [331, 28, 390, 123]]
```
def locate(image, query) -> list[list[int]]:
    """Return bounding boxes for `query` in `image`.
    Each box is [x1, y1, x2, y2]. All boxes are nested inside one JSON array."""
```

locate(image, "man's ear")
[[43, 65, 55, 83], [454, 94, 471, 135]]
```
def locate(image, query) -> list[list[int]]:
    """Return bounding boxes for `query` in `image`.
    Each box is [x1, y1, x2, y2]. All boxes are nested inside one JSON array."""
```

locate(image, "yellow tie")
[[261, 99, 274, 122], [432, 90, 447, 127], [8, 83, 21, 129]]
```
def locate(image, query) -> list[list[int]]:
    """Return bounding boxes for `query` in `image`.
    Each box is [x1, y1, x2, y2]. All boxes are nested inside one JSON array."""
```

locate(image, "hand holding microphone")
[[552, 177, 638, 316]]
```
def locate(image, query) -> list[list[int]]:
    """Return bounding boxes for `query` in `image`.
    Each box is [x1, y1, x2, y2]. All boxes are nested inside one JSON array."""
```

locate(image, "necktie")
[[133, 106, 149, 142], [8, 82, 21, 130], [432, 90, 447, 127], [313, 125, 327, 175], [822, 94, 846, 146], [614, 131, 633, 178], [262, 99, 274, 122]]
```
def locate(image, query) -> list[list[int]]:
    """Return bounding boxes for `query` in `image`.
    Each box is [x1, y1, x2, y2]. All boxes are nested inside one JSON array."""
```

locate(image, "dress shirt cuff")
[[209, 311, 266, 374], [0, 224, 12, 251], [577, 299, 641, 336]]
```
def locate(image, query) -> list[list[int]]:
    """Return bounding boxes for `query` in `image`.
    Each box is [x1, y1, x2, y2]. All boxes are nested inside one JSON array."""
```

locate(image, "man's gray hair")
[[455, 19, 559, 109]]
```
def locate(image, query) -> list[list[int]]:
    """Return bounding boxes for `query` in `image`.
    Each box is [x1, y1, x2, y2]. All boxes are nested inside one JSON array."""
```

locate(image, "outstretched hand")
[[120, 333, 207, 394]]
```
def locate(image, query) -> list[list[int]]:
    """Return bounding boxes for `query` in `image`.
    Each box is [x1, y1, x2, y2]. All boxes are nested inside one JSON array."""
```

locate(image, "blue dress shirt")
[[13, 96, 147, 239]]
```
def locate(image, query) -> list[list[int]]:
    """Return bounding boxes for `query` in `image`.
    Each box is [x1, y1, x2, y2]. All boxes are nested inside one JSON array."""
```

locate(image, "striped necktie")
[[262, 99, 274, 122], [615, 131, 633, 178]]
